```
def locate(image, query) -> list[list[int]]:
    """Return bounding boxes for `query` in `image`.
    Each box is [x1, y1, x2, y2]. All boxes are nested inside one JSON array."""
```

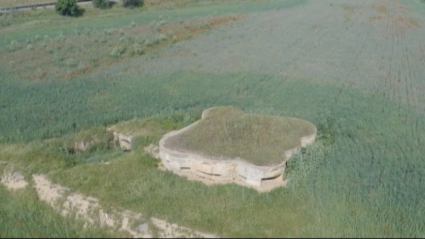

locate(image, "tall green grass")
[[0, 184, 127, 238], [1, 71, 424, 237]]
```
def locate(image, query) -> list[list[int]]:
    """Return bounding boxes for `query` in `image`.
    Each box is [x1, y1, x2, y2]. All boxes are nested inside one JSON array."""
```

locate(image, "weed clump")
[[104, 29, 113, 36], [132, 43, 145, 55], [110, 45, 126, 58], [7, 40, 20, 52]]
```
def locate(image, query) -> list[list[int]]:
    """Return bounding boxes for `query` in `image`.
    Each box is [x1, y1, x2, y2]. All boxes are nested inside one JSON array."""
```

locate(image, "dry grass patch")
[[375, 4, 387, 14], [165, 106, 317, 166], [0, 13, 244, 81]]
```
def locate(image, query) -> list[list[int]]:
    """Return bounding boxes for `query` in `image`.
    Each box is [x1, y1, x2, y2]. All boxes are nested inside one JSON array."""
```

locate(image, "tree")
[[55, 0, 84, 16], [122, 0, 144, 8]]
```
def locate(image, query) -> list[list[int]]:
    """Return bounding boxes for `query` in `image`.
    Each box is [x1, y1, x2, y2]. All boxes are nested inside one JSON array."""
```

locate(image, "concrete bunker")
[[159, 106, 317, 191]]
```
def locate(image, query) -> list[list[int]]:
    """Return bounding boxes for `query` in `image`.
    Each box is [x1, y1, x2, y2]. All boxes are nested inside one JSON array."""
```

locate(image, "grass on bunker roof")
[[164, 106, 317, 166]]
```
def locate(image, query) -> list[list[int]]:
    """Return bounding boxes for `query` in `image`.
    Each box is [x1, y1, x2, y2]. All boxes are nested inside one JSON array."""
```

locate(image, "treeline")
[[0, 0, 144, 16], [57, 0, 144, 16], [0, 0, 91, 12]]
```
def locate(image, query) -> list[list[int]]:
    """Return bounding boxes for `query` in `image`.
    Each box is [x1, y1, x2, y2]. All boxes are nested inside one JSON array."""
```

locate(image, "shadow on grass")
[[93, 0, 118, 10], [73, 7, 85, 17], [123, 0, 144, 9], [107, 1, 117, 8]]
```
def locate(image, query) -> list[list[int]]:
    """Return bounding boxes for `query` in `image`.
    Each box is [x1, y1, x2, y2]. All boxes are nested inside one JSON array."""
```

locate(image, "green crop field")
[[1, 0, 425, 237]]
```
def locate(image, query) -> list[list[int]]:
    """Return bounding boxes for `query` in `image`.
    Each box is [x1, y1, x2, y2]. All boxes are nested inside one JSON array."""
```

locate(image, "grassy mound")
[[165, 106, 316, 166]]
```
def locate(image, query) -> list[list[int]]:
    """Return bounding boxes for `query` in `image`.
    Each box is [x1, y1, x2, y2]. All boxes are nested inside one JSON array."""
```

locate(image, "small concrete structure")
[[73, 138, 100, 152], [113, 132, 134, 151], [159, 107, 317, 190]]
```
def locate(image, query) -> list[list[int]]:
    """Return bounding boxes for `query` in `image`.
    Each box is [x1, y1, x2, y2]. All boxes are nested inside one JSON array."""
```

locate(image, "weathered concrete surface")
[[73, 138, 101, 152], [113, 132, 134, 151], [159, 107, 317, 190]]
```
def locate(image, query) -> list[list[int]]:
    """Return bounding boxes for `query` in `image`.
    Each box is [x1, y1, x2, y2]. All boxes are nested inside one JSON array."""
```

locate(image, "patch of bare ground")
[[159, 15, 246, 43], [1, 172, 28, 190], [0, 162, 28, 190]]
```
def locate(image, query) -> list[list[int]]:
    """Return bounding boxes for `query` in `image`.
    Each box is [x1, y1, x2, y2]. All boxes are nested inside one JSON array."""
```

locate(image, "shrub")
[[122, 0, 144, 8], [7, 40, 20, 52], [92, 0, 111, 9], [55, 0, 84, 16]]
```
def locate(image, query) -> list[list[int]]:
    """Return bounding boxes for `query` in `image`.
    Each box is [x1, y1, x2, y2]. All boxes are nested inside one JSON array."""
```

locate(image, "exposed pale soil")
[[1, 172, 29, 190]]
